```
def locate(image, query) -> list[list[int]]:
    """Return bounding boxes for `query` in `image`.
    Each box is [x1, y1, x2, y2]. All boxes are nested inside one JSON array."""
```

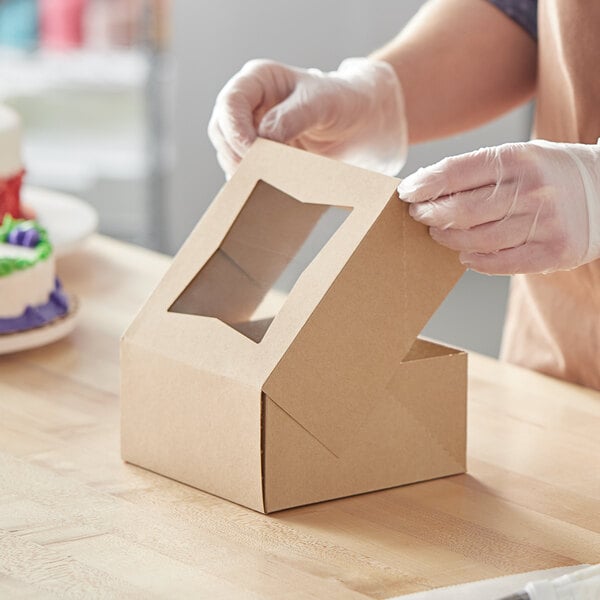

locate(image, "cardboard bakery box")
[[120, 138, 467, 514]]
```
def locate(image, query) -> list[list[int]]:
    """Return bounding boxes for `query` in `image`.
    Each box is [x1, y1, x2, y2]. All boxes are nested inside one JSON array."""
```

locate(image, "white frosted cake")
[[0, 105, 71, 336], [0, 104, 23, 179], [0, 104, 25, 218], [0, 241, 55, 313], [0, 217, 69, 335]]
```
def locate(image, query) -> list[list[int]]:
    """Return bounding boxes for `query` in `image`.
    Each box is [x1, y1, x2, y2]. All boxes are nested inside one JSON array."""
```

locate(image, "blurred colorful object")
[[0, 0, 169, 52], [85, 0, 140, 49], [40, 0, 85, 50], [0, 0, 38, 50]]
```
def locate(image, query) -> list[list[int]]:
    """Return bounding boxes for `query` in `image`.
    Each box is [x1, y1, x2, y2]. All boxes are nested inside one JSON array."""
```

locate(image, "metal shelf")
[[0, 48, 150, 99]]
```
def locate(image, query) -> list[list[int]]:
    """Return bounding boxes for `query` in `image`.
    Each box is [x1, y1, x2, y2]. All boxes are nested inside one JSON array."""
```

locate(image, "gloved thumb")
[[258, 87, 325, 143]]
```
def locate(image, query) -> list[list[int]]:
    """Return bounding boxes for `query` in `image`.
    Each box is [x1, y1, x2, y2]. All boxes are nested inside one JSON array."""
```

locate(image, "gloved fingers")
[[216, 150, 239, 180], [258, 81, 331, 144], [209, 117, 242, 178], [408, 183, 517, 230], [213, 87, 259, 158], [429, 214, 535, 253], [460, 243, 551, 275], [398, 144, 524, 204], [208, 111, 241, 170], [212, 60, 285, 157], [408, 139, 600, 274], [207, 108, 224, 153]]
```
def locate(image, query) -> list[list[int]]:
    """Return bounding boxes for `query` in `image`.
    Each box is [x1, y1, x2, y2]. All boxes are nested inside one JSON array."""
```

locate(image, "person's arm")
[[371, 0, 537, 144], [208, 0, 537, 177]]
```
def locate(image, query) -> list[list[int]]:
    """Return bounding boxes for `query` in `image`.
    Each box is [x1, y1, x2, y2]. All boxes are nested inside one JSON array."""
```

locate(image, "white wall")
[[169, 0, 532, 356]]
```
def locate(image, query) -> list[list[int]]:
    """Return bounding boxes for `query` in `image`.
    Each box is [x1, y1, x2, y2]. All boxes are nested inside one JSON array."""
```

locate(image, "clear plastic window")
[[169, 180, 351, 342]]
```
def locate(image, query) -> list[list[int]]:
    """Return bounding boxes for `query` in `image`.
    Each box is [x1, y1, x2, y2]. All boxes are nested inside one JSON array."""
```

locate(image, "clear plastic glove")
[[208, 57, 408, 178], [398, 140, 600, 275], [523, 564, 600, 600]]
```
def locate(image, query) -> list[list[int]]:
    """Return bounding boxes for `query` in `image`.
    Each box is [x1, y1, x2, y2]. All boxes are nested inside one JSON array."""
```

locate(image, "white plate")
[[21, 186, 98, 257], [0, 298, 79, 355]]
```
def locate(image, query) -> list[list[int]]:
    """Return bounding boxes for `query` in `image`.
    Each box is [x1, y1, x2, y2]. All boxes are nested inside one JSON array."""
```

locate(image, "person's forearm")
[[370, 0, 537, 144]]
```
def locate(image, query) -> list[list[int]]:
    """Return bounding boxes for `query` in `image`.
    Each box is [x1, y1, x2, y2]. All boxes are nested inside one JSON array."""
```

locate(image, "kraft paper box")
[[121, 138, 467, 514]]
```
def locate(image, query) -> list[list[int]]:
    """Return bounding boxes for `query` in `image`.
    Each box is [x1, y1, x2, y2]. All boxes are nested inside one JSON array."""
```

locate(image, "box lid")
[[123, 139, 464, 441]]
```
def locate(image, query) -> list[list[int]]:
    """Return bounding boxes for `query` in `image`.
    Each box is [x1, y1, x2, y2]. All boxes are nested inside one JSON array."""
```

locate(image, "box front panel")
[[121, 339, 264, 512]]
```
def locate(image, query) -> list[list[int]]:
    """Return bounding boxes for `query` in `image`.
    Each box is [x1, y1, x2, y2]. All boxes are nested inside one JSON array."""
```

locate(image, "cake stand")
[[0, 297, 79, 355]]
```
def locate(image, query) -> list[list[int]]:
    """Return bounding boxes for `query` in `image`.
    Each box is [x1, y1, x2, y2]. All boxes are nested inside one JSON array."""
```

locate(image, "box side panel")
[[383, 350, 467, 468], [264, 351, 466, 513], [121, 339, 264, 512], [264, 197, 465, 458]]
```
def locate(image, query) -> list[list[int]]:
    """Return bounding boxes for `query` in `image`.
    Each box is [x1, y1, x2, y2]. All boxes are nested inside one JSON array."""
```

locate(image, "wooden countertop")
[[1, 235, 599, 599]]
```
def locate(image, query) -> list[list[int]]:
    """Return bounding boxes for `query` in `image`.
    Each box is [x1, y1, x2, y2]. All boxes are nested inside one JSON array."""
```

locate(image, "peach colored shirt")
[[501, 0, 600, 390]]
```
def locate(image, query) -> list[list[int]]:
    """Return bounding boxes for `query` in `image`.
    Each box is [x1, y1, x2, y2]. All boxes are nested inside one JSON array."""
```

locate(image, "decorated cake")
[[0, 216, 70, 335], [0, 104, 73, 342]]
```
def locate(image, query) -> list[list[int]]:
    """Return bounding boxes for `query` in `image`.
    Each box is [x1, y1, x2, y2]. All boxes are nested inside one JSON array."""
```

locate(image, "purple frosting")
[[7, 224, 41, 248], [0, 278, 70, 334]]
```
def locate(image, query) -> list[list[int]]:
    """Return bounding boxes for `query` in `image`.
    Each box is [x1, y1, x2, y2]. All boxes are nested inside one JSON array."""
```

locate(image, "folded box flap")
[[263, 195, 465, 457]]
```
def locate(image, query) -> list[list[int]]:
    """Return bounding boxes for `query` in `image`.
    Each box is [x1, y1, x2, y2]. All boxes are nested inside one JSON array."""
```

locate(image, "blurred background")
[[0, 0, 533, 357]]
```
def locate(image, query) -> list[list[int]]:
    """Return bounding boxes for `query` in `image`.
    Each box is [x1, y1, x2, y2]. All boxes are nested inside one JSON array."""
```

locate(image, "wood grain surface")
[[0, 235, 598, 599]]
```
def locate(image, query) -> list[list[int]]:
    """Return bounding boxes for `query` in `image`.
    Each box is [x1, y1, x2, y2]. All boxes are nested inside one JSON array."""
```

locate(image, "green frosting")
[[0, 215, 52, 277]]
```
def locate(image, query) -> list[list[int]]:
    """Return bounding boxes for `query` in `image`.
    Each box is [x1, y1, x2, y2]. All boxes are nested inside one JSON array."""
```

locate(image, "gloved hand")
[[398, 140, 600, 275], [208, 57, 408, 178]]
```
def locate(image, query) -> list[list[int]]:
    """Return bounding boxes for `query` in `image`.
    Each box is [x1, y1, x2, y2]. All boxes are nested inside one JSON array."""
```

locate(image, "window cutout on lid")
[[169, 180, 351, 343]]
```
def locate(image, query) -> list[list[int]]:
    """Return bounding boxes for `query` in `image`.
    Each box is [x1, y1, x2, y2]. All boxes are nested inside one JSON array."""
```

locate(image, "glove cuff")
[[333, 57, 409, 176], [566, 142, 600, 264]]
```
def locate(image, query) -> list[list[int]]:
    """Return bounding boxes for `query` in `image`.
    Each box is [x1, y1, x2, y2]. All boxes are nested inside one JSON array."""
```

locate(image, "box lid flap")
[[262, 185, 465, 456], [123, 139, 407, 390]]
